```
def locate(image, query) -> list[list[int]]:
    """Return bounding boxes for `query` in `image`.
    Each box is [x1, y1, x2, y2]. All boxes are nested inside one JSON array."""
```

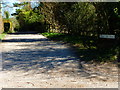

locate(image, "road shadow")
[[8, 31, 40, 34], [2, 38, 48, 42], [2, 34, 117, 80], [2, 37, 79, 74]]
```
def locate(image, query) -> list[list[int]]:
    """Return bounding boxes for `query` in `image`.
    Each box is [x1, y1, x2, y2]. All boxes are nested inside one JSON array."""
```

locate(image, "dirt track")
[[0, 34, 118, 88]]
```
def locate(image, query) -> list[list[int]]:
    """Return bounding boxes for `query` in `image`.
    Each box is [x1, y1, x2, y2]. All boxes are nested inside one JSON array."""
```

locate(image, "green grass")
[[42, 32, 118, 63], [42, 32, 63, 36], [42, 32, 87, 45], [0, 33, 6, 40]]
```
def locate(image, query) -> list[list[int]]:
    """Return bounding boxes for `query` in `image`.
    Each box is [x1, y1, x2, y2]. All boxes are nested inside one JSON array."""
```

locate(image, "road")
[[0, 33, 118, 88]]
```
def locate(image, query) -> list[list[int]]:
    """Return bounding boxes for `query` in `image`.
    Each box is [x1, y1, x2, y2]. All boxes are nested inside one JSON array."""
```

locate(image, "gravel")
[[0, 34, 118, 88]]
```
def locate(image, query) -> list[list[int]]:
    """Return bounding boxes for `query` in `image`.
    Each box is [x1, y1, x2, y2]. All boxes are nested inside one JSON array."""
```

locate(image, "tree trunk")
[[0, 2, 4, 34]]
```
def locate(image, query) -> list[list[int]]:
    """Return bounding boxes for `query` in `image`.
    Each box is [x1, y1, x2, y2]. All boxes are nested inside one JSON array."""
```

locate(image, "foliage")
[[13, 2, 120, 34], [42, 32, 64, 38], [0, 33, 6, 40], [12, 2, 46, 32], [92, 2, 120, 34], [9, 17, 20, 32], [4, 11, 10, 19], [63, 2, 96, 34], [13, 2, 29, 7], [40, 2, 120, 35]]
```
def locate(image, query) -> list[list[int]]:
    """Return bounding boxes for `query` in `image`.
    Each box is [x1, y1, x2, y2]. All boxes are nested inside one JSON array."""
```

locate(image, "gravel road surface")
[[0, 34, 118, 88]]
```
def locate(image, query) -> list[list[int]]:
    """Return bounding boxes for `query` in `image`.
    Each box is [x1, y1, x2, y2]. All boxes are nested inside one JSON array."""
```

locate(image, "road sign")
[[99, 34, 115, 39]]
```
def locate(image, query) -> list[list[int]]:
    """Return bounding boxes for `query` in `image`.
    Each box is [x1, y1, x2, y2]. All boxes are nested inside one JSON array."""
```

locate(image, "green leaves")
[[13, 2, 29, 7], [0, 33, 6, 40], [4, 11, 10, 19], [19, 10, 44, 24], [13, 2, 46, 32]]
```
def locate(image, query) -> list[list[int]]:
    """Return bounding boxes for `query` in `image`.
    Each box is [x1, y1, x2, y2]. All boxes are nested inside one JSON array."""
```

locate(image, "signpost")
[[99, 34, 115, 39]]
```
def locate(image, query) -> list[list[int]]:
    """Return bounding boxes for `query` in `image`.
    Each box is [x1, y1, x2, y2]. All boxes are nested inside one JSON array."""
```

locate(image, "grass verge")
[[0, 33, 7, 40], [42, 32, 118, 63]]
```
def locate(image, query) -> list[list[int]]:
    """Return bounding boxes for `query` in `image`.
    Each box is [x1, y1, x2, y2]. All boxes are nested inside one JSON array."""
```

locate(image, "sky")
[[1, 0, 40, 18], [1, 0, 20, 18]]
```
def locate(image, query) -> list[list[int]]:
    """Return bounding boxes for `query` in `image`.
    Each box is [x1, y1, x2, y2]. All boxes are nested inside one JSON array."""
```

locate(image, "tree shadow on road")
[[2, 37, 79, 74], [2, 35, 117, 80]]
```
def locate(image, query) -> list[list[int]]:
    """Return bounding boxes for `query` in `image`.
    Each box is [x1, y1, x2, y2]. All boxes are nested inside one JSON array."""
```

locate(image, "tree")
[[12, 2, 46, 32], [0, 1, 14, 33], [92, 2, 120, 34], [4, 11, 10, 19], [40, 2, 97, 35], [0, 1, 4, 33]]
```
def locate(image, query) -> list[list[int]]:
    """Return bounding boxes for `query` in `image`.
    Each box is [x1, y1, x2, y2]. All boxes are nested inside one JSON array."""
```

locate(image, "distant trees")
[[12, 2, 46, 32]]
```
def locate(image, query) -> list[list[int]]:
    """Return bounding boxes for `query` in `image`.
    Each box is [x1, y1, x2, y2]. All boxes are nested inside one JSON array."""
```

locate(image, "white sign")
[[99, 34, 115, 39]]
